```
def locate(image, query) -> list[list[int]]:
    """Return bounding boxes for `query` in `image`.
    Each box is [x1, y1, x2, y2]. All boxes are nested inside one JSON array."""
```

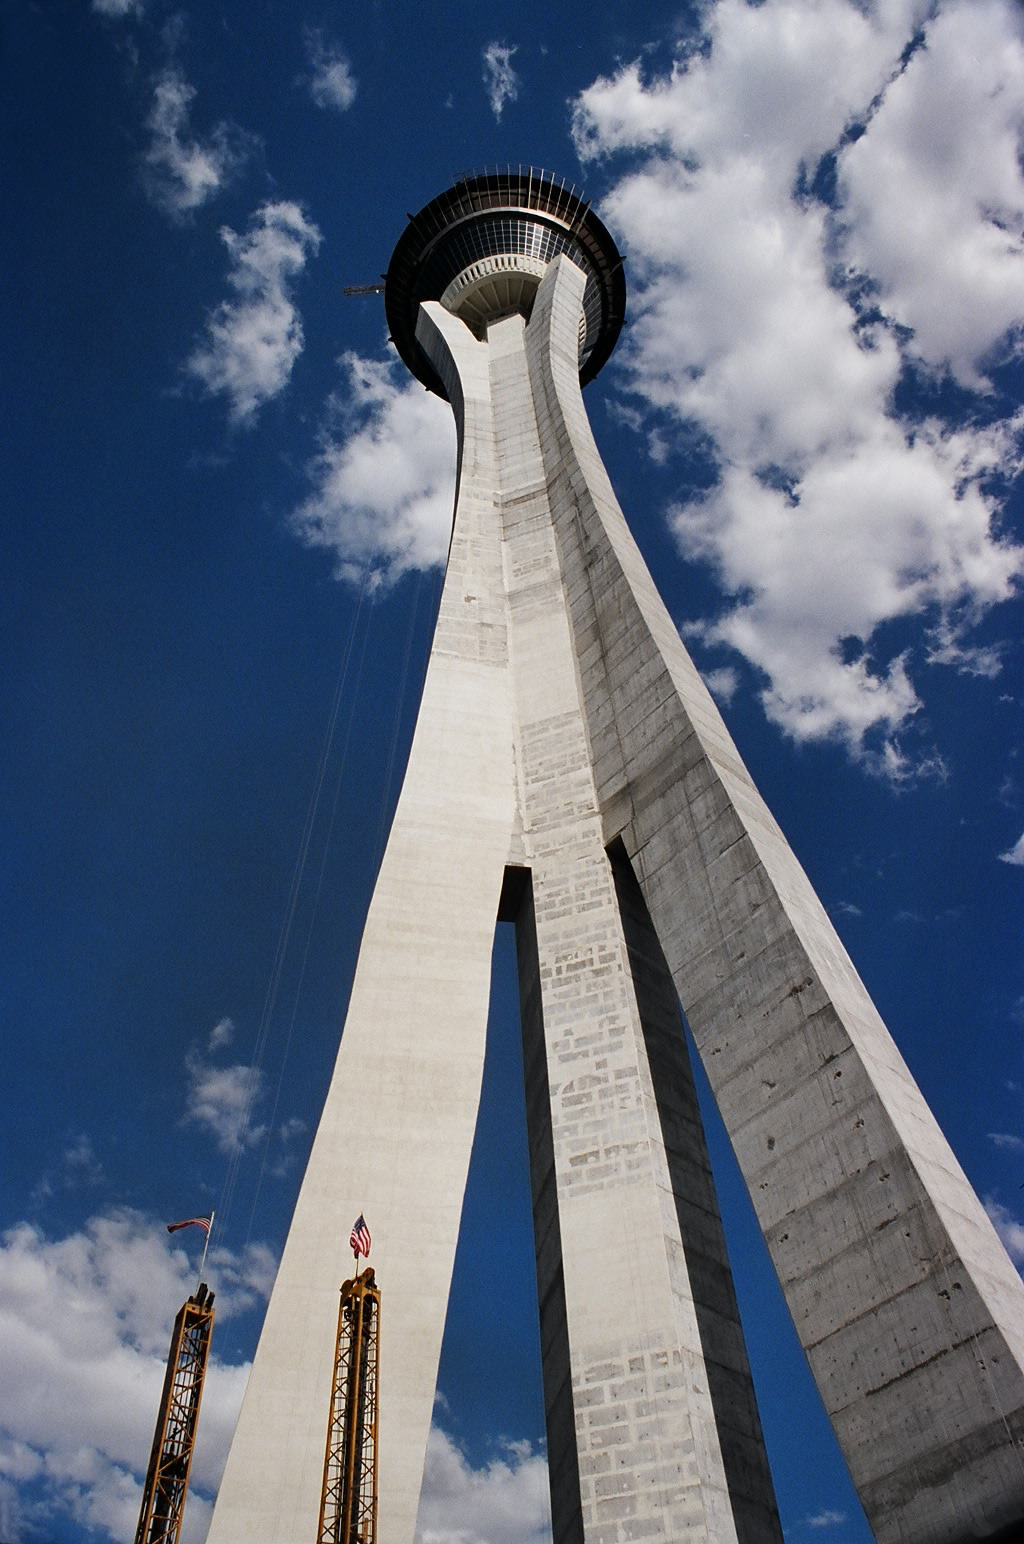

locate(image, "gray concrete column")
[[422, 285, 783, 1544], [210, 243, 1024, 1544], [527, 255, 1024, 1544]]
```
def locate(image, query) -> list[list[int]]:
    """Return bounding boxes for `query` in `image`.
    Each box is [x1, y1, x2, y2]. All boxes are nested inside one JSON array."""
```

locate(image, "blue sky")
[[2, 1, 1024, 1541]]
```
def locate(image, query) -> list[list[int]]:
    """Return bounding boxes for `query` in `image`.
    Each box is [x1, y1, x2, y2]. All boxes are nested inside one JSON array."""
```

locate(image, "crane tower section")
[[318, 1268, 380, 1544], [134, 1283, 215, 1544]]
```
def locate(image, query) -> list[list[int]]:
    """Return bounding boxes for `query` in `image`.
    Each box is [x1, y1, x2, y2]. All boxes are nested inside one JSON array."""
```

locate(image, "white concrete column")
[[208, 305, 517, 1544]]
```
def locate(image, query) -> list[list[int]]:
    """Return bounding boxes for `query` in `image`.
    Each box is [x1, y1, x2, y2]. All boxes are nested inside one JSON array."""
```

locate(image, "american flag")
[[349, 1214, 371, 1258], [166, 1215, 212, 1236]]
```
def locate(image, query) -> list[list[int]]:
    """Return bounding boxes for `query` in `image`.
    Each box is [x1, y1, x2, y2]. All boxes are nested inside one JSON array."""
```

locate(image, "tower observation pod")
[[208, 169, 1024, 1544]]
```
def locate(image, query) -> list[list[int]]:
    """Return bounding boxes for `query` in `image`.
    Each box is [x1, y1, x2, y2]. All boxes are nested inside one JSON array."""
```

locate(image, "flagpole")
[[197, 1211, 215, 1289]]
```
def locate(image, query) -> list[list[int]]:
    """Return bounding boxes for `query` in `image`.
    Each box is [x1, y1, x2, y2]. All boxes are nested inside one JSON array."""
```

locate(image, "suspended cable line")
[[214, 568, 372, 1238]]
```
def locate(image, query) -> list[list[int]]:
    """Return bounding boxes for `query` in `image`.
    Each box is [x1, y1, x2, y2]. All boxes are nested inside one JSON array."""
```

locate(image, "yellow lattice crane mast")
[[134, 1282, 215, 1544], [318, 1268, 381, 1544]]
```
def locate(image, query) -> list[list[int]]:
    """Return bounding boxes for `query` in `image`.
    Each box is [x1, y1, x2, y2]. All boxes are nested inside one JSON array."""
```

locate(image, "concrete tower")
[[208, 171, 1024, 1544]]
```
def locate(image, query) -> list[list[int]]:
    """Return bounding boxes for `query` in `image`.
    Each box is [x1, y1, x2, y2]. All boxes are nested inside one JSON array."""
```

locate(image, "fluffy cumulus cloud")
[[304, 27, 358, 111], [290, 352, 456, 588], [0, 1209, 270, 1543], [186, 201, 322, 424], [482, 42, 520, 120], [572, 0, 1024, 774], [839, 0, 1024, 389], [0, 1204, 546, 1544], [143, 68, 247, 219], [415, 1426, 550, 1544]]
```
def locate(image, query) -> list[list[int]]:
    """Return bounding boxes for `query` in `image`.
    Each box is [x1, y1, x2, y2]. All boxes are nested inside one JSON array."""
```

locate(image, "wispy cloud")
[[184, 1041, 265, 1155], [92, 0, 145, 16], [30, 1133, 105, 1205], [186, 201, 322, 424], [207, 1014, 235, 1051], [482, 42, 520, 120], [0, 1210, 271, 1542], [290, 352, 456, 588], [998, 831, 1024, 866], [807, 1508, 848, 1529], [571, 0, 1024, 778], [702, 665, 740, 704], [986, 1196, 1024, 1264], [60, 1133, 104, 1184], [182, 1019, 305, 1163], [415, 1425, 550, 1544], [304, 28, 358, 111], [142, 67, 248, 220]]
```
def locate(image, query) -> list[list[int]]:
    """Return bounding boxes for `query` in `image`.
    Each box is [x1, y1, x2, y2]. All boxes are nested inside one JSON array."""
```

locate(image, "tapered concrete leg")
[[524, 256, 1024, 1544], [211, 245, 1024, 1544], [208, 306, 517, 1544], [423, 290, 783, 1544]]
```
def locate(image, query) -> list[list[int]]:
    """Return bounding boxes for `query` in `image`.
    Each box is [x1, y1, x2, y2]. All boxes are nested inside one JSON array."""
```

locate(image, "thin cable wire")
[[215, 557, 445, 1253], [214, 571, 371, 1240], [243, 580, 376, 1243]]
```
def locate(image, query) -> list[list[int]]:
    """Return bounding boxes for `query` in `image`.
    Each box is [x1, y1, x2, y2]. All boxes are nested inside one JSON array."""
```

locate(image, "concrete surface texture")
[[208, 253, 1024, 1544]]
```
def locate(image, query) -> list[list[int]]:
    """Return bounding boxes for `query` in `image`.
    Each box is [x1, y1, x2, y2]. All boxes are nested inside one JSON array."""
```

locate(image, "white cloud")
[[482, 42, 520, 120], [807, 1509, 847, 1529], [0, 1210, 269, 1544], [989, 1132, 1024, 1152], [304, 28, 358, 111], [571, 0, 1024, 774], [985, 1196, 1024, 1264], [32, 1132, 105, 1204], [184, 1043, 266, 1154], [208, 1015, 235, 1051], [415, 1426, 550, 1544], [92, 0, 144, 15], [925, 621, 1004, 679], [183, 1023, 306, 1165], [290, 352, 456, 588], [999, 831, 1024, 865], [702, 665, 740, 704], [143, 68, 247, 219], [205, 1239, 278, 1310], [839, 0, 1024, 389], [186, 201, 322, 424]]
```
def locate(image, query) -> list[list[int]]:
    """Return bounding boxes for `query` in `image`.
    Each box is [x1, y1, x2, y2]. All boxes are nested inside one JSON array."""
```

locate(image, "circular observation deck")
[[384, 168, 626, 399]]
